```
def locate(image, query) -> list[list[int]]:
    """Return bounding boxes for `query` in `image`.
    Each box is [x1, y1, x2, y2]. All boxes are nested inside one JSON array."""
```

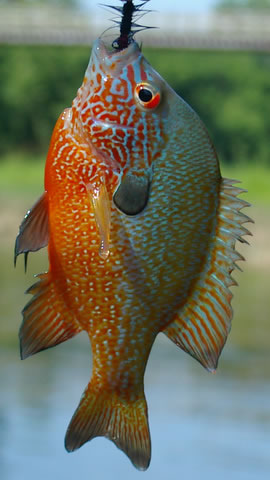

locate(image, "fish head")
[[77, 39, 170, 214]]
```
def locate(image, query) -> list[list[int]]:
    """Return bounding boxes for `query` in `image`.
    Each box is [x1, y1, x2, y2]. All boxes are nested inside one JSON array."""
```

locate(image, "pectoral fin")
[[86, 183, 111, 260], [14, 192, 49, 269], [163, 178, 253, 372]]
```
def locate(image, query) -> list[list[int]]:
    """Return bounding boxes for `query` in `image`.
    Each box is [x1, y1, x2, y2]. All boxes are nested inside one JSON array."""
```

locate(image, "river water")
[[1, 330, 270, 480], [1, 203, 270, 480]]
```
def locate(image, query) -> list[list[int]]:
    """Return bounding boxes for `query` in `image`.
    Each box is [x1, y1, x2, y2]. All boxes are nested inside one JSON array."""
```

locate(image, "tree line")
[[0, 45, 269, 166]]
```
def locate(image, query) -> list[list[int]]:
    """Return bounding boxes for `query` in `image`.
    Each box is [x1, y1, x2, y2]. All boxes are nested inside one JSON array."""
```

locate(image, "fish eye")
[[135, 83, 161, 110], [138, 88, 153, 102]]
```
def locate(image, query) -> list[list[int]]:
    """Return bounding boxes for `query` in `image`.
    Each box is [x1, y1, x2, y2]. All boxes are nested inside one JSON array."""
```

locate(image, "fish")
[[15, 0, 252, 472]]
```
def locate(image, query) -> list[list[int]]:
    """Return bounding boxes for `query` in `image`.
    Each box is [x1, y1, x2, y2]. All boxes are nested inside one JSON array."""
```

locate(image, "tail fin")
[[65, 383, 151, 471]]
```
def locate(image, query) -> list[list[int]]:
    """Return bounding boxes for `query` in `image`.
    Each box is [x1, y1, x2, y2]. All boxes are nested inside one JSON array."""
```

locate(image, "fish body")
[[15, 38, 251, 470]]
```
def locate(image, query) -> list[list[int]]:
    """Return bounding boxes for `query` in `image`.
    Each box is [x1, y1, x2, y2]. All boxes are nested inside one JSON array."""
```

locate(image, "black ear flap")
[[113, 173, 151, 216]]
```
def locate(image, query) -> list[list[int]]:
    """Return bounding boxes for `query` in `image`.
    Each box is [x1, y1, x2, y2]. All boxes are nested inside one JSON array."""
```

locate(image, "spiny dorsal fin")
[[14, 192, 49, 269], [163, 178, 253, 372]]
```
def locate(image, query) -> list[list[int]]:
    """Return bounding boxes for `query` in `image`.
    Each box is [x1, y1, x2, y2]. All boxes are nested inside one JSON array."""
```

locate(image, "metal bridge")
[[0, 5, 270, 51]]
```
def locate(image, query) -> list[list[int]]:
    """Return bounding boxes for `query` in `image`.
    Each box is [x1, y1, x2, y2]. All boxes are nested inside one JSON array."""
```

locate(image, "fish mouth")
[[88, 39, 141, 130], [93, 38, 141, 76], [113, 172, 151, 216]]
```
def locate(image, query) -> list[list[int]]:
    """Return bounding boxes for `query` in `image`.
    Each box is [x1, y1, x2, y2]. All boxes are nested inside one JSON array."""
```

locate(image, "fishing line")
[[100, 0, 153, 50]]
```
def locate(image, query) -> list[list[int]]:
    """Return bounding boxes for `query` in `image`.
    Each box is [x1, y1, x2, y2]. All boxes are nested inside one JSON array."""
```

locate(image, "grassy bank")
[[0, 154, 269, 205]]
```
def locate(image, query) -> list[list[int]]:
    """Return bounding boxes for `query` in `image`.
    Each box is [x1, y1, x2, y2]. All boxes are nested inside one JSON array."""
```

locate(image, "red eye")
[[135, 83, 161, 110]]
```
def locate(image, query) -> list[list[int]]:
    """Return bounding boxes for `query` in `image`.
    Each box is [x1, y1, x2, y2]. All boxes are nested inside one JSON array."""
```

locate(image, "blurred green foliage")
[[0, 45, 269, 165], [0, 45, 89, 155], [215, 0, 270, 10], [147, 48, 270, 166]]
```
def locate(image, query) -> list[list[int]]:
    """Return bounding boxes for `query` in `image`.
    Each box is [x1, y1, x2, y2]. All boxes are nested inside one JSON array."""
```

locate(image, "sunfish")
[[15, 5, 251, 471]]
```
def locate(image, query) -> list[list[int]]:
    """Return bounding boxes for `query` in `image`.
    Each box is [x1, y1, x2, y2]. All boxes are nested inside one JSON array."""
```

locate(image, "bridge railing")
[[0, 5, 269, 51]]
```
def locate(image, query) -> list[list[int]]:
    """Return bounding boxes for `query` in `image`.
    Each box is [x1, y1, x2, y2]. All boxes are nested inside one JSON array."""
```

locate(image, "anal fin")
[[163, 178, 252, 372], [15, 192, 49, 269], [20, 273, 81, 359]]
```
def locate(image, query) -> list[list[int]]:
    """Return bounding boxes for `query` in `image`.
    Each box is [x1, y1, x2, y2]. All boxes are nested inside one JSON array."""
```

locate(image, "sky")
[[141, 0, 217, 13], [82, 0, 218, 14]]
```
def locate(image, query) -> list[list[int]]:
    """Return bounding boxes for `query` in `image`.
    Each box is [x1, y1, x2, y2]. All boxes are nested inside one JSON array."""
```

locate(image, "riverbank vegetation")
[[0, 46, 269, 168]]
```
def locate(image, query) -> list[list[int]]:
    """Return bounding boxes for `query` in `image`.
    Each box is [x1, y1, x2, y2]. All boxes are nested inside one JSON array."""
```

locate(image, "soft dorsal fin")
[[14, 192, 49, 269], [163, 178, 253, 372], [20, 272, 82, 359]]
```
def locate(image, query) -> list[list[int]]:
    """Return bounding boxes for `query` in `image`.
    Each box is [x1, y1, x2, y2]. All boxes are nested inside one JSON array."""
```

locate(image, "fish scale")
[[15, 32, 252, 471]]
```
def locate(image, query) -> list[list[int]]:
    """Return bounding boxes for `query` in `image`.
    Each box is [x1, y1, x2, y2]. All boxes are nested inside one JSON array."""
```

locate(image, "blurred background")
[[0, 0, 269, 479]]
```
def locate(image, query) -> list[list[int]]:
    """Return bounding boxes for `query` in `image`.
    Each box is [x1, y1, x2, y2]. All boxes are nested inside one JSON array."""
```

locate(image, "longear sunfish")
[[15, 7, 251, 471]]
